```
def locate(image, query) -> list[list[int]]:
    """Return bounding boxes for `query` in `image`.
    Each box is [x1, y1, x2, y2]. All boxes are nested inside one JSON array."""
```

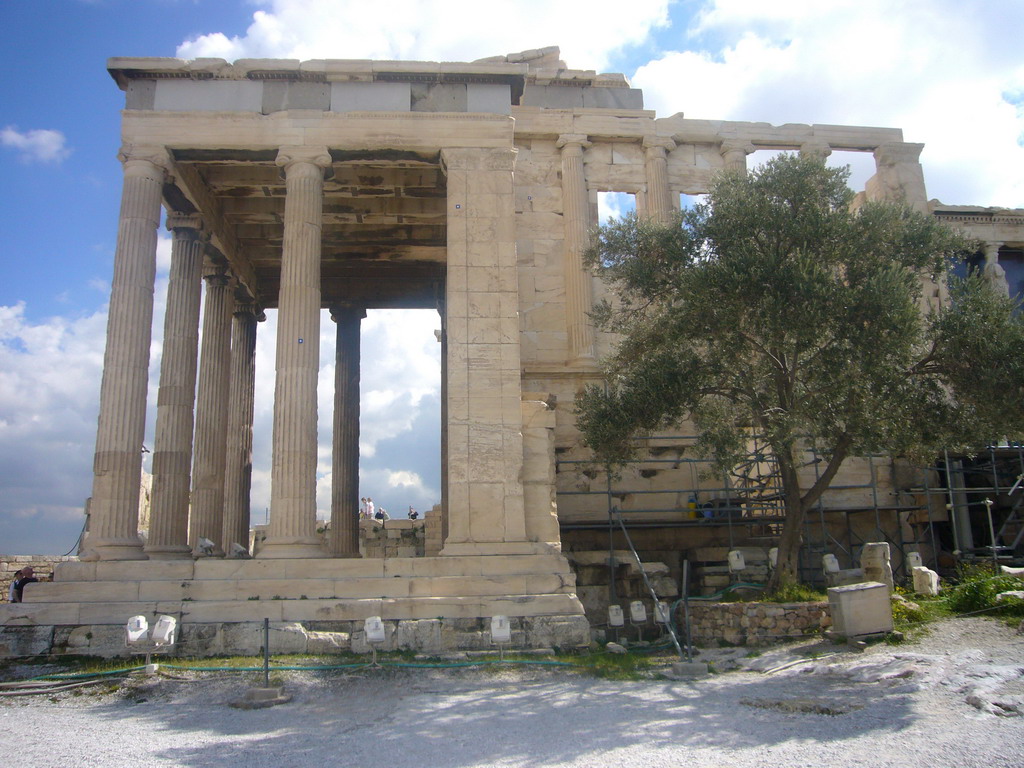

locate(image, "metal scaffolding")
[[556, 434, 1024, 587]]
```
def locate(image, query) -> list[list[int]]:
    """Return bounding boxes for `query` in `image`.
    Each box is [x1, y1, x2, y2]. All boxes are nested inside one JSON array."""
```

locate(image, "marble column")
[[260, 146, 332, 558], [557, 133, 596, 363], [329, 303, 364, 557], [146, 214, 205, 559], [88, 146, 168, 561], [221, 301, 262, 554], [643, 136, 676, 225], [719, 140, 755, 174], [189, 265, 235, 556]]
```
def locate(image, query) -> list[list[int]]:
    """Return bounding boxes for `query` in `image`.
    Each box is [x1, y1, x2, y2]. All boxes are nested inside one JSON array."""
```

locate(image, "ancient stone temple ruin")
[[3, 47, 1021, 656]]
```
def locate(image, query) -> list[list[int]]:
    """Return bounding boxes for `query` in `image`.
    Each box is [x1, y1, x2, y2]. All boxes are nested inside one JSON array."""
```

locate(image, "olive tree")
[[576, 154, 1024, 589]]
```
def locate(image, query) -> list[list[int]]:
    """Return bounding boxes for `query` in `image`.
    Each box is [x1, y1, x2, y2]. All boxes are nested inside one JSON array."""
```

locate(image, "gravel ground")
[[2, 617, 1022, 768]]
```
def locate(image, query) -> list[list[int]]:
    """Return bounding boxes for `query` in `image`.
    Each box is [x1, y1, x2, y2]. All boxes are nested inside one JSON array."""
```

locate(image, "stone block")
[[331, 81, 410, 112], [912, 566, 940, 596], [522, 85, 584, 109], [467, 84, 511, 114], [860, 543, 894, 592], [394, 619, 444, 652], [0, 625, 53, 657], [828, 582, 893, 637], [581, 88, 643, 110], [154, 79, 263, 112], [262, 80, 330, 113]]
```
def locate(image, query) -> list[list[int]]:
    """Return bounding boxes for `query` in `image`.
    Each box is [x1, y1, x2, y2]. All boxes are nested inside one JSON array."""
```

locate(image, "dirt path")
[[2, 617, 1022, 768]]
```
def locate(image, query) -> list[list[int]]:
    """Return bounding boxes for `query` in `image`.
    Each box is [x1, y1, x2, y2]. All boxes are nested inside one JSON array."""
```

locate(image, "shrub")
[[945, 564, 1024, 615]]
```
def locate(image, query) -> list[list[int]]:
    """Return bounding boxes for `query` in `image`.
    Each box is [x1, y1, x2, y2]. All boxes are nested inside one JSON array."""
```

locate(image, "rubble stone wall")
[[684, 601, 831, 646]]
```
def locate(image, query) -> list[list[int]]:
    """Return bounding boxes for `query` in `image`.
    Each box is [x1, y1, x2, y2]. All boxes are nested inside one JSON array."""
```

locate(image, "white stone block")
[[911, 566, 940, 596], [828, 582, 893, 637]]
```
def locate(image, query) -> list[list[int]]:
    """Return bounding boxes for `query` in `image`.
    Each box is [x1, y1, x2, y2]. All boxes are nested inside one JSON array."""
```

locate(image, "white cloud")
[[177, 0, 670, 72], [633, 0, 1024, 207], [1, 126, 71, 164]]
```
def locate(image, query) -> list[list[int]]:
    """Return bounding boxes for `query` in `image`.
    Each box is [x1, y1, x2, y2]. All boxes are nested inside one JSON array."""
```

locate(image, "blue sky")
[[1, 0, 1022, 554]]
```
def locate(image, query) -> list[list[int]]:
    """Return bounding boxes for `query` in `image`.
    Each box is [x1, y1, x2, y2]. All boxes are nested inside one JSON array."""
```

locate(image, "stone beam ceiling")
[[169, 149, 447, 310]]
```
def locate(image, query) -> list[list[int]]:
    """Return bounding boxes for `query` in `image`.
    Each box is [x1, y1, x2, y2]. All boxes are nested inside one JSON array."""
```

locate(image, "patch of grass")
[[945, 563, 1024, 617], [761, 583, 827, 604], [564, 649, 657, 680]]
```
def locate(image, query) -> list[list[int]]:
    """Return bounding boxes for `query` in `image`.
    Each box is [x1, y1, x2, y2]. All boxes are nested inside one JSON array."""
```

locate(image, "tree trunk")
[[768, 446, 805, 591]]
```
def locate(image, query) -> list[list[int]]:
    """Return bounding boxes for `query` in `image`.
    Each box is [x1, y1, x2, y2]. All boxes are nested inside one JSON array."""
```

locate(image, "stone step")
[[23, 572, 575, 603], [53, 554, 573, 583], [1, 592, 585, 626]]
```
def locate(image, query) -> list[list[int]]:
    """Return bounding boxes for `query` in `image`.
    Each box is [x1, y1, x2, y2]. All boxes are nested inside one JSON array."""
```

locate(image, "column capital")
[[276, 146, 333, 178], [642, 136, 676, 156], [202, 263, 232, 287], [118, 144, 172, 173], [800, 141, 832, 160], [984, 241, 1004, 262], [234, 301, 266, 322], [719, 139, 755, 158], [165, 213, 205, 235], [329, 303, 367, 323], [873, 142, 924, 167], [556, 133, 591, 152]]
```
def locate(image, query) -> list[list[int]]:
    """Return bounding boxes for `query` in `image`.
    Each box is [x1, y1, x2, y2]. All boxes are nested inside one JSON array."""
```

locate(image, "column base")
[[257, 538, 329, 559], [143, 545, 193, 560], [85, 538, 148, 561]]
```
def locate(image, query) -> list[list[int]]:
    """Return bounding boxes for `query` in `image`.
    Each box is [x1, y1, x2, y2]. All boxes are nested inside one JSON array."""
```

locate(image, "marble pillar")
[[643, 136, 676, 224], [189, 265, 235, 555], [557, 133, 596, 363], [329, 303, 364, 557], [146, 214, 205, 559], [222, 302, 262, 554], [260, 146, 332, 558], [87, 146, 168, 561], [440, 146, 533, 555], [719, 140, 755, 174]]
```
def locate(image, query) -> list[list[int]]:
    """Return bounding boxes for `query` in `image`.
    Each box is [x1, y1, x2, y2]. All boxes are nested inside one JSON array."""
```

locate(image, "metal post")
[[263, 617, 270, 689]]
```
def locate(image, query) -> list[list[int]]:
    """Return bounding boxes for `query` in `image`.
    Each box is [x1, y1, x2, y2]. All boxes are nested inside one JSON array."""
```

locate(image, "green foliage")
[[760, 582, 827, 604], [567, 648, 657, 680], [946, 564, 1024, 616], [576, 154, 1024, 584]]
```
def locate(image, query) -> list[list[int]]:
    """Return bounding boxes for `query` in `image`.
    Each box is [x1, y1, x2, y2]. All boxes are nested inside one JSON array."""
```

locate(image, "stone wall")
[[684, 601, 831, 646], [359, 518, 425, 558], [2, 555, 77, 603]]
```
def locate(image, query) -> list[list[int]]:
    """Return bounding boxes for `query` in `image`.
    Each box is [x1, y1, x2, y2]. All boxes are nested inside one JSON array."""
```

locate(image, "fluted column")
[[146, 214, 205, 559], [260, 146, 332, 558], [189, 265, 235, 556], [221, 301, 262, 554], [557, 133, 595, 363], [329, 304, 365, 557], [88, 145, 168, 561], [643, 136, 676, 225], [719, 140, 755, 174]]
